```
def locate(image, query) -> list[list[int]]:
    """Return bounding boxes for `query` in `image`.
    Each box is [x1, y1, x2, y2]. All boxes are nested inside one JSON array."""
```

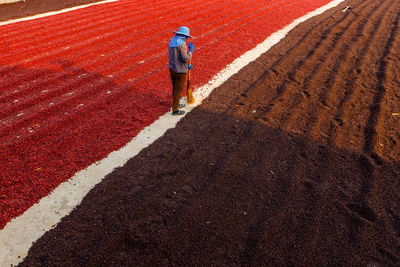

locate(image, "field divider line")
[[0, 0, 130, 36], [0, 0, 344, 266], [0, 0, 120, 26], [0, 0, 23, 4]]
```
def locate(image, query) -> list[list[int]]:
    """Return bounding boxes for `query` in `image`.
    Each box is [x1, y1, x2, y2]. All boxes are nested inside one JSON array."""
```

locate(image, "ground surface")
[[0, 0, 103, 22], [0, 0, 332, 229], [3, 0, 400, 265]]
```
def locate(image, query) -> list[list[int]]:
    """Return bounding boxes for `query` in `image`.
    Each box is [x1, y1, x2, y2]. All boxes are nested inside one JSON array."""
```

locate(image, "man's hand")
[[188, 43, 194, 53], [188, 64, 193, 70]]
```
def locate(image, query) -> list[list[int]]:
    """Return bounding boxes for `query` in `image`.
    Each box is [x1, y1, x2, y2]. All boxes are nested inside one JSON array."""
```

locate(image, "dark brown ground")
[[17, 0, 400, 265], [0, 0, 103, 22]]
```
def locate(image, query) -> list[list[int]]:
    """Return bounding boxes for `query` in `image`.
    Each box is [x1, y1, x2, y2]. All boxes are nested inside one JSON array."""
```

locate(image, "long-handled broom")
[[186, 57, 195, 104]]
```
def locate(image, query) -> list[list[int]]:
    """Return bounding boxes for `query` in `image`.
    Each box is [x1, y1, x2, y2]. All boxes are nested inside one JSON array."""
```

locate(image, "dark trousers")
[[169, 69, 187, 112]]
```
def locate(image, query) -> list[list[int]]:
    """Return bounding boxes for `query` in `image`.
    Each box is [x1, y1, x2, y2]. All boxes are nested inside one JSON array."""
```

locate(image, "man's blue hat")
[[172, 26, 193, 38]]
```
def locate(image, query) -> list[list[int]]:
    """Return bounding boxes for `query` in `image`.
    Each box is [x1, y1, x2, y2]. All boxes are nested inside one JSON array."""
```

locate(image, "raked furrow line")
[[226, 0, 400, 165]]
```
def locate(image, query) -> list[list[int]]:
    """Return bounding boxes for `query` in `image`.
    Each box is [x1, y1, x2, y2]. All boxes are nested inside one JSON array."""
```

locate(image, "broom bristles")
[[186, 56, 195, 104], [187, 88, 195, 104]]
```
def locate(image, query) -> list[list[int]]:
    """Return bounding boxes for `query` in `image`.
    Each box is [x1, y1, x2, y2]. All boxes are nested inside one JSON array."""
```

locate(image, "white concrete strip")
[[0, 0, 345, 266], [0, 0, 118, 26], [0, 0, 23, 4]]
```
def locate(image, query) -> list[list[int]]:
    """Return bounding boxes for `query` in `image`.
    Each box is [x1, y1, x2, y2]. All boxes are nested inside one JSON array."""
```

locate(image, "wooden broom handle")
[[188, 58, 192, 81]]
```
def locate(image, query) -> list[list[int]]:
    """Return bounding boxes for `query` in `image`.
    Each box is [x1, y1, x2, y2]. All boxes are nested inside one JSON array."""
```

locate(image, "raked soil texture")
[[0, 0, 334, 229], [0, 0, 104, 22], [18, 0, 400, 265]]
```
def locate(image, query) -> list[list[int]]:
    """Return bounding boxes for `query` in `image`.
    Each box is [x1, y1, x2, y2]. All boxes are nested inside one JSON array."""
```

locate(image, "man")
[[168, 26, 194, 115]]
